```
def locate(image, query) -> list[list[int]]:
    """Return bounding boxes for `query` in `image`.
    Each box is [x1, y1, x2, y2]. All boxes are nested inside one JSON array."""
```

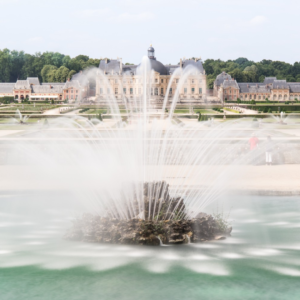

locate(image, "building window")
[[161, 88, 163, 94], [199, 88, 202, 94], [176, 79, 179, 83], [161, 79, 163, 83], [130, 88, 133, 95], [192, 80, 194, 84], [115, 88, 118, 94], [250, 95, 252, 99], [191, 88, 195, 94], [184, 88, 187, 94], [115, 79, 118, 84], [169, 88, 172, 95], [107, 88, 110, 94], [123, 88, 126, 94], [155, 88, 158, 95], [76, 90, 78, 93], [155, 79, 158, 83]]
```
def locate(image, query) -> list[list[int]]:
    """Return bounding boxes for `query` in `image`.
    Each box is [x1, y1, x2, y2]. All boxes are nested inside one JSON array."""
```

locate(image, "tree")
[[68, 70, 77, 80], [41, 65, 57, 82], [0, 48, 12, 82], [229, 69, 246, 82], [55, 66, 70, 82], [198, 112, 201, 122]]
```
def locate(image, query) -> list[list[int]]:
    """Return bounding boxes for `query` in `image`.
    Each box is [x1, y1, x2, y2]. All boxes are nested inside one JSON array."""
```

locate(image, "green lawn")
[[1, 105, 59, 112], [194, 109, 220, 114], [224, 108, 241, 114]]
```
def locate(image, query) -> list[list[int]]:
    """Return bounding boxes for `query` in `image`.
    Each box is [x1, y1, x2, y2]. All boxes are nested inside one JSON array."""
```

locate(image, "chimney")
[[180, 58, 182, 68], [105, 58, 108, 64]]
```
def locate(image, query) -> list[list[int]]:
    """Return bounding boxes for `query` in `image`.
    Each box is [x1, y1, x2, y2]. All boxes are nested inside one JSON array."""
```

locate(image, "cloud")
[[112, 12, 155, 23], [250, 15, 268, 25], [73, 8, 110, 18], [27, 37, 43, 43]]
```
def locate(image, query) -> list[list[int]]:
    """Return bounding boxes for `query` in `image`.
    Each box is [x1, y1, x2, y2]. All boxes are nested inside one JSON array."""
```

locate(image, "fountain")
[[1, 57, 300, 300], [1, 57, 299, 248]]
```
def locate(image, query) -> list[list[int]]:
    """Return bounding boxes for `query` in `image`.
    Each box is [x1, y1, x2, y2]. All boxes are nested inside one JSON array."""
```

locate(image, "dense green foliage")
[[0, 96, 14, 104], [203, 57, 300, 88], [0, 49, 101, 83], [1, 48, 300, 88]]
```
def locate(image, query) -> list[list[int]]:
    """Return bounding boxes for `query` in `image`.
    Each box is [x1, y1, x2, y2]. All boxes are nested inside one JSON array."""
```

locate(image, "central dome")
[[146, 45, 169, 75], [149, 59, 169, 75]]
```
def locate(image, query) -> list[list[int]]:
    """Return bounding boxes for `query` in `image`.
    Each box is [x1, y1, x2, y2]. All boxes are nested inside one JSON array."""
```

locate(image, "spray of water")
[[2, 57, 300, 221]]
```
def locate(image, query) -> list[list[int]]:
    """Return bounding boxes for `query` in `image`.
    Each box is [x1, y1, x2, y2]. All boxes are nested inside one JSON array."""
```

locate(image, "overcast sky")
[[1, 0, 299, 64]]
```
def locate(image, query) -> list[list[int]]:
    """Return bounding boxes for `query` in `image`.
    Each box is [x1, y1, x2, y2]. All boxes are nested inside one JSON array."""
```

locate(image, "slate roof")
[[0, 83, 15, 94], [223, 79, 239, 89], [98, 53, 204, 76], [182, 59, 204, 74], [263, 77, 277, 84], [238, 83, 271, 93], [288, 83, 300, 93], [15, 80, 30, 89], [215, 72, 232, 86], [32, 85, 64, 93], [99, 59, 122, 74], [27, 77, 40, 85], [41, 82, 65, 86], [273, 80, 289, 89]]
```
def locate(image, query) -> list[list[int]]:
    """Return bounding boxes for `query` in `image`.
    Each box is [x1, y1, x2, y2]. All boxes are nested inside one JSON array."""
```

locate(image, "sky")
[[0, 0, 299, 64]]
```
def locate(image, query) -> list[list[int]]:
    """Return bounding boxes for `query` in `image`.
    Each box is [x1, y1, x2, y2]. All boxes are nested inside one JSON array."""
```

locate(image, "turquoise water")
[[0, 193, 300, 300]]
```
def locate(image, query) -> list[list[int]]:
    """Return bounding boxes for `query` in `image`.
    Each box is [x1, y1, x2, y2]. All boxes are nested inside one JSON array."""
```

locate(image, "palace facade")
[[214, 72, 300, 102], [0, 73, 89, 103], [1, 46, 299, 104], [95, 46, 208, 104]]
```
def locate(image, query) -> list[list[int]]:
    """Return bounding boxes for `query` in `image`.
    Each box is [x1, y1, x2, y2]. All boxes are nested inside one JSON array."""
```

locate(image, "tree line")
[[0, 49, 101, 83], [1, 48, 300, 88], [203, 57, 300, 88]]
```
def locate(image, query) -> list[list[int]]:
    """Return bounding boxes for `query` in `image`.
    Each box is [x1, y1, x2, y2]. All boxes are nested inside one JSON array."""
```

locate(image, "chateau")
[[95, 46, 207, 104], [0, 73, 89, 102], [1, 45, 300, 104], [214, 72, 300, 102]]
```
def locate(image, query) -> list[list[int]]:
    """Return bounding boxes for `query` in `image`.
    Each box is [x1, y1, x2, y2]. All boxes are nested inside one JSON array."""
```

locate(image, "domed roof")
[[148, 46, 155, 52], [149, 59, 169, 75]]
